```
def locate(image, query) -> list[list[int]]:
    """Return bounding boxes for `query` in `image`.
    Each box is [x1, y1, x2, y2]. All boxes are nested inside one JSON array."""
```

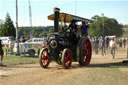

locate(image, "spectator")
[[99, 36, 106, 56], [8, 38, 14, 55], [0, 40, 5, 66], [94, 37, 99, 54], [109, 38, 116, 59], [119, 38, 122, 47], [91, 37, 95, 51], [20, 36, 26, 42], [27, 35, 30, 40], [123, 38, 126, 48], [106, 37, 110, 48]]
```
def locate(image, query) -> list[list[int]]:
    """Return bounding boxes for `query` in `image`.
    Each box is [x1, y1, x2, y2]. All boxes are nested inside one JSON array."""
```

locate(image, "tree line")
[[18, 26, 54, 38], [89, 15, 124, 37], [0, 13, 126, 38]]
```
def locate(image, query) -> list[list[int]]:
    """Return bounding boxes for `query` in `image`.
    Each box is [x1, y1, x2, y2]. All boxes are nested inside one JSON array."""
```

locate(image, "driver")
[[66, 20, 77, 33], [66, 20, 78, 45]]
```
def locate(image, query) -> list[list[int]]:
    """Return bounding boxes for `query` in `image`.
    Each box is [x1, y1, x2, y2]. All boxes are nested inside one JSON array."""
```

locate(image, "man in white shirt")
[[8, 38, 14, 55], [109, 38, 116, 58]]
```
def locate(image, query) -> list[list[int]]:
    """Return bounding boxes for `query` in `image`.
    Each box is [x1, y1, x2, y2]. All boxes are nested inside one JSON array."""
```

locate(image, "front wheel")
[[39, 48, 50, 68], [61, 48, 72, 69]]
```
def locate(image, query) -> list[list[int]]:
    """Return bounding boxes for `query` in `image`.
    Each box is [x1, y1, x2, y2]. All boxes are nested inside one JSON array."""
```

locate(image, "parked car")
[[0, 36, 15, 45], [13, 42, 35, 56], [25, 38, 45, 44], [13, 37, 48, 56], [25, 37, 47, 51]]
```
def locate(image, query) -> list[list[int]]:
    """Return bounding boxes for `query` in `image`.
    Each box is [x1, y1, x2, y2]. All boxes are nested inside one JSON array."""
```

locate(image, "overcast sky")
[[0, 0, 128, 26]]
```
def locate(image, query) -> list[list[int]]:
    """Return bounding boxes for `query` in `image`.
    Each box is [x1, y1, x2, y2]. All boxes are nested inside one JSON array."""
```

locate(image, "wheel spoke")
[[43, 60, 45, 64], [82, 44, 87, 56], [42, 55, 46, 60], [64, 56, 68, 62], [67, 61, 71, 65], [66, 59, 71, 66]]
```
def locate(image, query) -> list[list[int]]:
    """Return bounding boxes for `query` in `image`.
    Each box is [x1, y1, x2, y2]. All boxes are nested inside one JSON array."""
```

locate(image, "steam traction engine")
[[39, 8, 92, 69]]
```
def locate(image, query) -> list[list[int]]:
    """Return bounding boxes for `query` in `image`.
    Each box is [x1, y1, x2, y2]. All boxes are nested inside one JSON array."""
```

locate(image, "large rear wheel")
[[61, 49, 72, 69], [79, 37, 92, 66], [39, 48, 50, 68]]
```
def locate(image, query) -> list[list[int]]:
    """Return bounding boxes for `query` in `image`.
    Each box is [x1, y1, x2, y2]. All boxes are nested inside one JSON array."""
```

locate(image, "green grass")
[[3, 55, 39, 66], [2, 47, 39, 66], [3, 47, 40, 54], [3, 47, 39, 66], [3, 47, 9, 52]]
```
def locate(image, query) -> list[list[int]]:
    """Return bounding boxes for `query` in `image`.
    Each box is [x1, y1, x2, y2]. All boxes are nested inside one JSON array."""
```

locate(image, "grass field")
[[3, 56, 39, 66], [2, 47, 39, 66]]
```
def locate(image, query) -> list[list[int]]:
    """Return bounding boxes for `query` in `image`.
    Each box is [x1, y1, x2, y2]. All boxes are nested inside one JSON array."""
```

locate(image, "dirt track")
[[0, 48, 128, 85]]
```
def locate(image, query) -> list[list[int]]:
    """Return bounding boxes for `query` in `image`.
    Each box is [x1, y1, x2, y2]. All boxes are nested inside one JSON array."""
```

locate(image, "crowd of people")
[[90, 36, 128, 58]]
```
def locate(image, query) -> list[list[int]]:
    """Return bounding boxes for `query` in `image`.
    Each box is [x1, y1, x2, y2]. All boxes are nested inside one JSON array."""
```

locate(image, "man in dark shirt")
[[81, 21, 89, 36], [0, 40, 4, 66], [66, 20, 77, 45], [67, 20, 77, 32]]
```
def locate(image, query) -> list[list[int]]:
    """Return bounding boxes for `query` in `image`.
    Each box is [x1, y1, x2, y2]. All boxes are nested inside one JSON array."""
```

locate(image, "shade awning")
[[48, 13, 93, 23]]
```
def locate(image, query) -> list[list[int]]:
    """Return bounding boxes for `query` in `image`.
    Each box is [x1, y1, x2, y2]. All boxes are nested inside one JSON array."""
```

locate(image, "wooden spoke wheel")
[[61, 49, 72, 69], [39, 48, 50, 68]]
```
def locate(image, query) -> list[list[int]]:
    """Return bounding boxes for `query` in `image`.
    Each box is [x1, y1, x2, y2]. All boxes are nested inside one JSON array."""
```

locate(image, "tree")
[[0, 13, 16, 37], [88, 15, 123, 37], [0, 19, 4, 35], [18, 26, 54, 38]]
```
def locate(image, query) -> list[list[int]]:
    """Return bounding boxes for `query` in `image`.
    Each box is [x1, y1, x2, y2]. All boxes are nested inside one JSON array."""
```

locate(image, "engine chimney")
[[54, 8, 60, 32]]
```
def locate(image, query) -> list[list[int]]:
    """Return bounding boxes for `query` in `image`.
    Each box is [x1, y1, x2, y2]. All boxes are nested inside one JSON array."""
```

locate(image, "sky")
[[0, 0, 128, 26]]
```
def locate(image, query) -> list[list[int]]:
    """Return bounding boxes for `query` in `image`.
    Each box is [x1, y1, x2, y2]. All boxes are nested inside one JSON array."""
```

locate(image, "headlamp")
[[50, 40, 57, 49]]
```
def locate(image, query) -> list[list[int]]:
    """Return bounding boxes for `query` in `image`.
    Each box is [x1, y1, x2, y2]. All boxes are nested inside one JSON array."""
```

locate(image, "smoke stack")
[[54, 8, 60, 32]]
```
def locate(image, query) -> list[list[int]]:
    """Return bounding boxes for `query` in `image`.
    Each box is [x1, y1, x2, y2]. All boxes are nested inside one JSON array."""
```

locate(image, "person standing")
[[109, 38, 116, 59], [119, 38, 122, 47], [123, 38, 126, 48], [80, 21, 89, 36], [8, 38, 14, 55], [106, 37, 110, 48], [27, 35, 30, 40], [99, 36, 106, 56], [0, 40, 4, 66], [94, 37, 99, 54]]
